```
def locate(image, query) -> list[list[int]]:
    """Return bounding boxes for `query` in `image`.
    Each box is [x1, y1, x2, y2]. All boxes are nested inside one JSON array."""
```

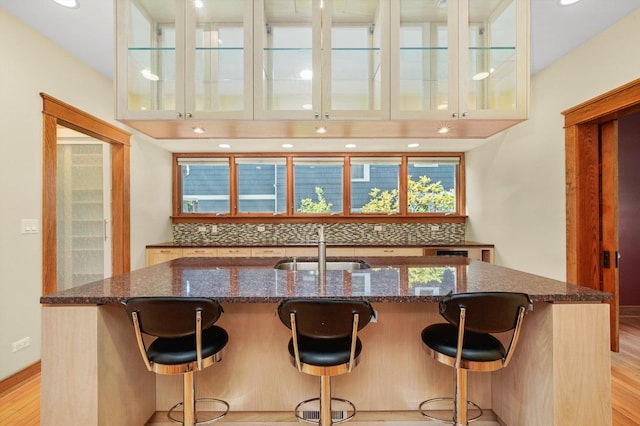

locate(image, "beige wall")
[[466, 10, 640, 281], [0, 9, 172, 380]]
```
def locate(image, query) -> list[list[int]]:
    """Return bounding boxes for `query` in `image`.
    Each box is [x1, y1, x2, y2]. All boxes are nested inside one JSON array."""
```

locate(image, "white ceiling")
[[1, 0, 640, 152]]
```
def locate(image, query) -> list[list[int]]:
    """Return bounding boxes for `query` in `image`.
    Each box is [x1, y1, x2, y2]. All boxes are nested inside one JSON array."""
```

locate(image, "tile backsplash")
[[172, 222, 465, 246]]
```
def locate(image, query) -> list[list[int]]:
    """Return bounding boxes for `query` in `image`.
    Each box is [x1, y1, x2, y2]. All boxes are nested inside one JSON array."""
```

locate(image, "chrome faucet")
[[318, 225, 326, 281]]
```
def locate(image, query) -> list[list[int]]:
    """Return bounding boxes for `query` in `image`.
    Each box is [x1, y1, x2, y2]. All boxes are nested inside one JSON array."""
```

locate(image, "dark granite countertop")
[[41, 256, 610, 305]]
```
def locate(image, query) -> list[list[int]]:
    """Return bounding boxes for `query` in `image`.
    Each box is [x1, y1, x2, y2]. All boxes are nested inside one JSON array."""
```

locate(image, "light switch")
[[21, 219, 39, 234]]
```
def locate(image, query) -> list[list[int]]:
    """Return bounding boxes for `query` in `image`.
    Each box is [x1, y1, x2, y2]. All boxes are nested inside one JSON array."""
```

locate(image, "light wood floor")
[[2, 315, 639, 426]]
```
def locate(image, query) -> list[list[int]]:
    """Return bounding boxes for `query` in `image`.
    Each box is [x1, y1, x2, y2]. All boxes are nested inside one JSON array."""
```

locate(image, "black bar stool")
[[419, 292, 532, 425], [123, 297, 229, 426], [277, 298, 375, 426]]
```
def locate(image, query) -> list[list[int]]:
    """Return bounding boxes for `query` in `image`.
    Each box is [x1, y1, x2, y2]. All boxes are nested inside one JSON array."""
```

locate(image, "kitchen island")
[[40, 256, 612, 425]]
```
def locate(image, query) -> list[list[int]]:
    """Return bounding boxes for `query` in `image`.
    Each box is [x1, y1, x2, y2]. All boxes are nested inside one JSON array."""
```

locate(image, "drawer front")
[[355, 247, 423, 257], [183, 248, 218, 257], [251, 247, 286, 257], [217, 247, 252, 257], [145, 248, 183, 266]]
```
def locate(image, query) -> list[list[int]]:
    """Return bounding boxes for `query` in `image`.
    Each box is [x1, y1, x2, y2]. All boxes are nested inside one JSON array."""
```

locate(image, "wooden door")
[[563, 77, 640, 351], [600, 120, 620, 351]]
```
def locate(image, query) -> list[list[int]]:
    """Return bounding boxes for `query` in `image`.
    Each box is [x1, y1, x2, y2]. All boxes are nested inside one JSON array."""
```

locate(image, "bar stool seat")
[[419, 292, 532, 426], [277, 298, 375, 426], [123, 297, 229, 426]]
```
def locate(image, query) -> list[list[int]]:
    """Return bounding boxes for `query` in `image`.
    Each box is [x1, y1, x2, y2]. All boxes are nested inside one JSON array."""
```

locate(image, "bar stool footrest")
[[294, 397, 356, 424], [168, 398, 230, 425], [419, 397, 483, 424]]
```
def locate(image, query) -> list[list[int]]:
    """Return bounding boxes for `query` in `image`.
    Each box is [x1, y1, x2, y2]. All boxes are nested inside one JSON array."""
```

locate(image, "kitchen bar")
[[40, 256, 612, 425]]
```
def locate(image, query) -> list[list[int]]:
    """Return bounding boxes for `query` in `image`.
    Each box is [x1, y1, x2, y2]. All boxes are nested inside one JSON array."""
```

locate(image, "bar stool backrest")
[[124, 297, 223, 338], [277, 298, 375, 339], [439, 292, 533, 334]]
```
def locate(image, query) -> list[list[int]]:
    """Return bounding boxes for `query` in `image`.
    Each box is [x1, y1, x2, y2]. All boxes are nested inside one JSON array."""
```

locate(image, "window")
[[178, 158, 230, 214], [407, 157, 458, 213], [172, 153, 464, 220], [350, 158, 401, 214], [236, 158, 287, 214], [293, 158, 343, 214]]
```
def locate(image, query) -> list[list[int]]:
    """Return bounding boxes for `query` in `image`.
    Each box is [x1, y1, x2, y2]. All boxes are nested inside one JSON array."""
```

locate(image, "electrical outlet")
[[430, 224, 440, 231], [198, 226, 207, 232], [211, 225, 218, 234], [374, 225, 383, 232], [257, 226, 266, 232], [11, 337, 30, 353]]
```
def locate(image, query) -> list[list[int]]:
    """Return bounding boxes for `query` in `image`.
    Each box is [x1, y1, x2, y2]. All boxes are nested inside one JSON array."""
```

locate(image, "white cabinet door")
[[321, 0, 390, 120], [390, 0, 528, 121], [116, 0, 253, 121], [457, 0, 528, 120], [253, 0, 321, 120]]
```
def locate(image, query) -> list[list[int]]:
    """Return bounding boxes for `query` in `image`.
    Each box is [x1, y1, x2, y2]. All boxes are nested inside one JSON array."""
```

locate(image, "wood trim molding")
[[0, 361, 40, 397], [41, 94, 131, 145], [41, 93, 131, 295], [562, 78, 640, 127]]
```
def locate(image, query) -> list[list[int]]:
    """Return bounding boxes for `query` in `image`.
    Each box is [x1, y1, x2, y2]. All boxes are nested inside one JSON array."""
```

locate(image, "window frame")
[[172, 152, 465, 222]]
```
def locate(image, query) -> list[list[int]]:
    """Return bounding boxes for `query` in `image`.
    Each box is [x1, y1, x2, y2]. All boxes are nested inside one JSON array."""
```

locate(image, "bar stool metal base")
[[168, 398, 230, 425], [419, 397, 483, 424], [294, 397, 356, 425]]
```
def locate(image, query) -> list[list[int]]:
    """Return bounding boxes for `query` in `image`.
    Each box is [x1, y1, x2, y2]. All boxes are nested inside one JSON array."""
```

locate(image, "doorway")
[[56, 127, 113, 290], [563, 77, 640, 351], [41, 94, 131, 295]]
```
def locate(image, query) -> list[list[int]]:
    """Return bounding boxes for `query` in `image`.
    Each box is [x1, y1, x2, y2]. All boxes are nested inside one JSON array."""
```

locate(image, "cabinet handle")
[[462, 112, 468, 118], [160, 250, 171, 253], [315, 112, 320, 118], [194, 250, 205, 253], [325, 112, 329, 118], [186, 113, 192, 119], [452, 112, 458, 118], [176, 112, 183, 118], [384, 249, 394, 253]]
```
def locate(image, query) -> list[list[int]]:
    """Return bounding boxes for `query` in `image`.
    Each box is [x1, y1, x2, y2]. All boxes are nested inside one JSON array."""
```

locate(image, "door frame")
[[563, 77, 640, 351], [41, 93, 131, 295]]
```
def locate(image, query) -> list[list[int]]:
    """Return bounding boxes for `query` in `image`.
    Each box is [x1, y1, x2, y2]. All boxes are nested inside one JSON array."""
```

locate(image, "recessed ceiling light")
[[408, 143, 420, 148], [192, 127, 205, 134], [53, 0, 79, 8], [559, 0, 582, 5], [218, 143, 231, 148], [315, 126, 327, 134], [345, 143, 356, 148], [282, 143, 293, 148], [141, 69, 159, 81]]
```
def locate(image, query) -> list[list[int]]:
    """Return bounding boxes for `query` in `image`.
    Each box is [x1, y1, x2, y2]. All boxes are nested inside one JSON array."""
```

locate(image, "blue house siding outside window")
[[179, 158, 456, 214]]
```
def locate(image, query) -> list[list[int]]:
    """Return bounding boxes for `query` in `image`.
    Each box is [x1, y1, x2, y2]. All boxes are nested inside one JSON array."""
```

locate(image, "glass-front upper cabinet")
[[390, 0, 528, 121], [459, 0, 528, 119], [390, 0, 455, 120], [116, 0, 253, 120], [253, 0, 321, 120], [254, 0, 389, 120]]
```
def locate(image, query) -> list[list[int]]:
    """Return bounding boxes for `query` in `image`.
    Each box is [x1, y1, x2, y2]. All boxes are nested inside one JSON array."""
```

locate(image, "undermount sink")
[[273, 258, 371, 271]]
